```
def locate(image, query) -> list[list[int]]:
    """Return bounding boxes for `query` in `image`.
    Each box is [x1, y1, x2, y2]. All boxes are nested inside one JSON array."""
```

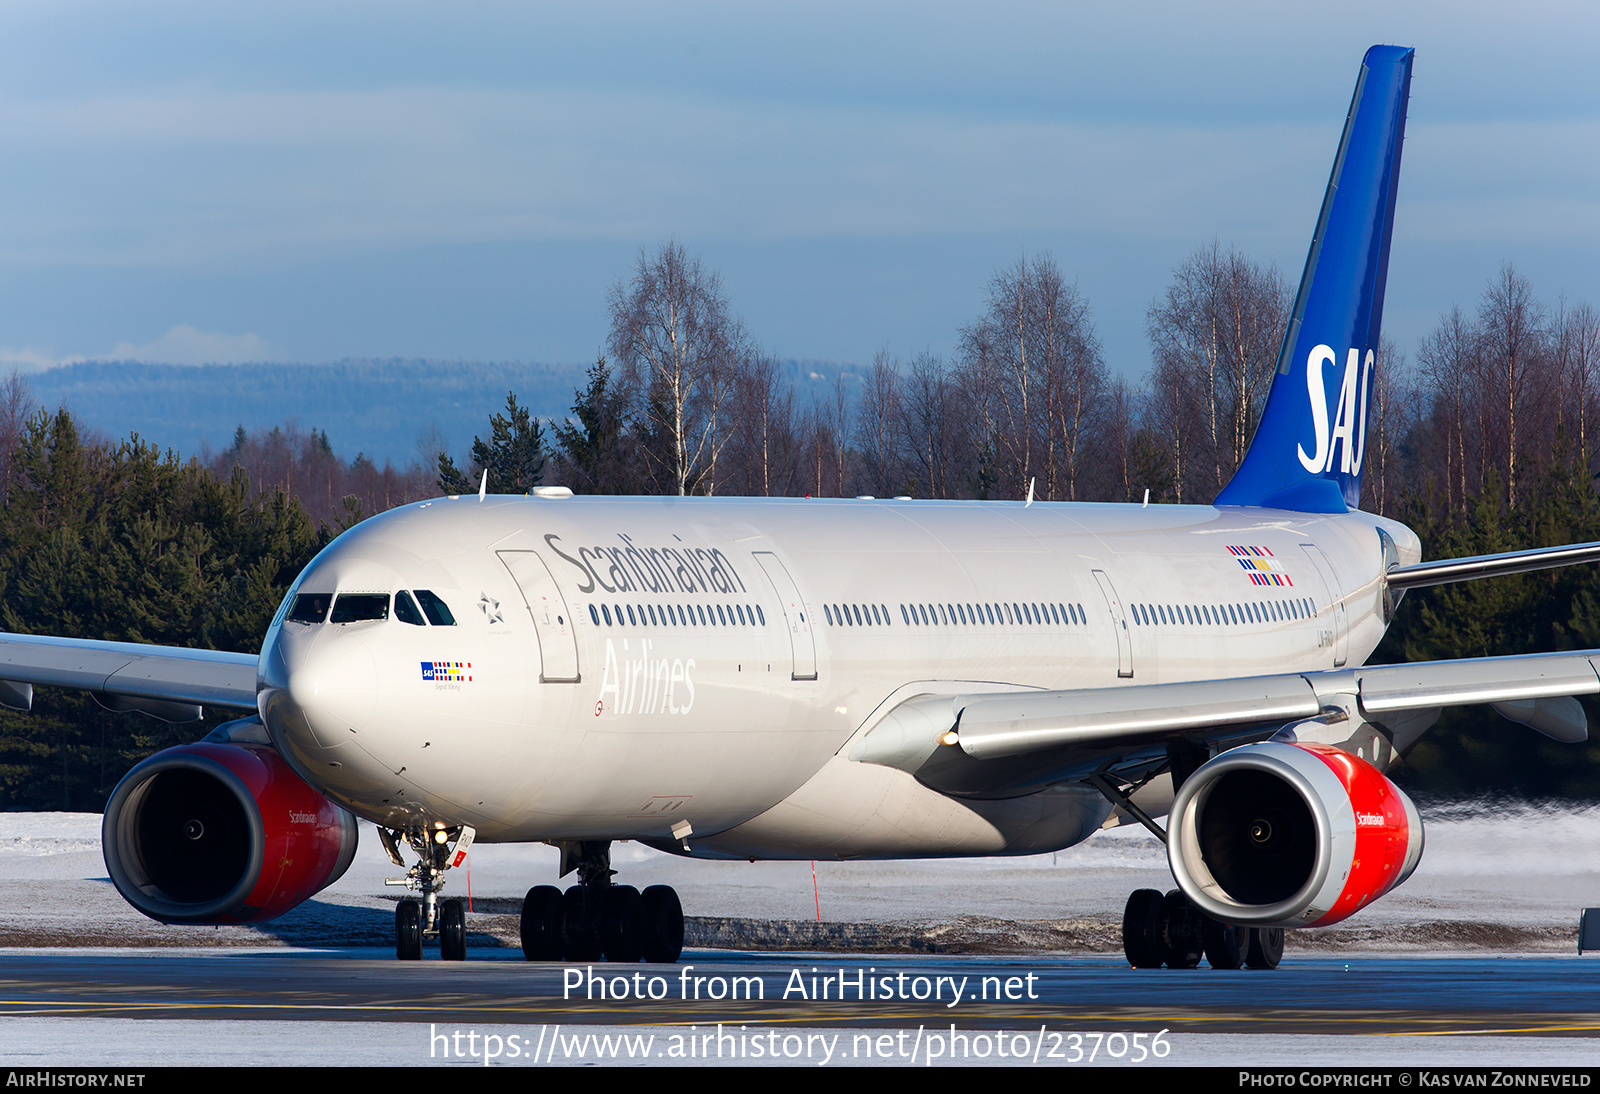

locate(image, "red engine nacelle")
[[1167, 742, 1423, 928], [102, 740, 359, 924]]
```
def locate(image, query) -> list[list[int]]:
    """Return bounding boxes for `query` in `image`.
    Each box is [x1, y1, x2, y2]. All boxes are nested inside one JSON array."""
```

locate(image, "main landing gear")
[[1093, 750, 1283, 971], [520, 841, 685, 964], [1121, 888, 1282, 970], [383, 825, 474, 961]]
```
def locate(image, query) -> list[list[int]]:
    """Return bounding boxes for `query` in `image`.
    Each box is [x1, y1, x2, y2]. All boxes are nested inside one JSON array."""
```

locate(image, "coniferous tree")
[[0, 409, 325, 810], [438, 392, 547, 494], [552, 355, 636, 494]]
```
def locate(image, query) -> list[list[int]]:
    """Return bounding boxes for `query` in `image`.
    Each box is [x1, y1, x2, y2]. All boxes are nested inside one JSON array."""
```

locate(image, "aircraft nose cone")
[[289, 636, 377, 744], [260, 626, 377, 752]]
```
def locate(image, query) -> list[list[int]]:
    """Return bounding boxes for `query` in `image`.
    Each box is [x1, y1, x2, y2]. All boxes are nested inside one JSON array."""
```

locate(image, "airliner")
[[4, 45, 1597, 970]]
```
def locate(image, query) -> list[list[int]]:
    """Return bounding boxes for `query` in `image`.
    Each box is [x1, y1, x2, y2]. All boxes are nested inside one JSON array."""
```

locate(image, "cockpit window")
[[394, 590, 427, 626], [330, 593, 390, 623], [286, 593, 332, 624], [414, 590, 457, 626]]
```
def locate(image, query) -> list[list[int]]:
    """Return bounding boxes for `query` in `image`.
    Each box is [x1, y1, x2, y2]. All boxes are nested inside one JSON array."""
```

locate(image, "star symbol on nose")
[[479, 593, 503, 624]]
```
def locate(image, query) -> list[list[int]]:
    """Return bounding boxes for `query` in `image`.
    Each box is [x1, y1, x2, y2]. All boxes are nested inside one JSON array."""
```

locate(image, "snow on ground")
[[4, 800, 1599, 951], [4, 806, 1599, 1067]]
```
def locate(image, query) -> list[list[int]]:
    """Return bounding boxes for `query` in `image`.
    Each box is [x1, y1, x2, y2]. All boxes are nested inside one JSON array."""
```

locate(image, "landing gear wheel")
[[1161, 889, 1204, 969], [440, 898, 466, 961], [396, 899, 422, 961], [1202, 917, 1248, 969], [1245, 927, 1284, 970], [640, 884, 684, 963], [562, 884, 603, 961], [1121, 889, 1165, 968], [520, 885, 563, 961], [602, 885, 645, 963]]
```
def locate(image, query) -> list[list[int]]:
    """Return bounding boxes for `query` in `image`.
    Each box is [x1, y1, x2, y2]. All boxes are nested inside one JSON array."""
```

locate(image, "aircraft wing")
[[853, 650, 1600, 798], [0, 633, 258, 721]]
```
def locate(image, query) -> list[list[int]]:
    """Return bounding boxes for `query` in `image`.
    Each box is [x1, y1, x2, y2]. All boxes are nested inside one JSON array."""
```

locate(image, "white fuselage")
[[255, 495, 1419, 861]]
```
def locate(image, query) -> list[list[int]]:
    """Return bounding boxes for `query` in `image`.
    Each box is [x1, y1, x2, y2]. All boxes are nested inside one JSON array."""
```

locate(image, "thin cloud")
[[102, 324, 276, 366]]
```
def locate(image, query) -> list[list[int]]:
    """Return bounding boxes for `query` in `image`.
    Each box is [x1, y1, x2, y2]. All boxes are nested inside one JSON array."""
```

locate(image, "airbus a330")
[[5, 45, 1596, 970]]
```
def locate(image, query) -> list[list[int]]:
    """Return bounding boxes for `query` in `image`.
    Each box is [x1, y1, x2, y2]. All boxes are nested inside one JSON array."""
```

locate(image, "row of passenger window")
[[285, 590, 458, 626], [1129, 597, 1317, 628], [908, 600, 1089, 629], [824, 600, 1091, 629], [587, 601, 767, 629], [827, 603, 890, 627]]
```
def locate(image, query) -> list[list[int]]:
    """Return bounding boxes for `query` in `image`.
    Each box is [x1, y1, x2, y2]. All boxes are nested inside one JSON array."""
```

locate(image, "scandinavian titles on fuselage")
[[545, 532, 748, 598]]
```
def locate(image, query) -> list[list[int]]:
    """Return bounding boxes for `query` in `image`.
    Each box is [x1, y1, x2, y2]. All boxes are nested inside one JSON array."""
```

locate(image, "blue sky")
[[1, 1, 1596, 379]]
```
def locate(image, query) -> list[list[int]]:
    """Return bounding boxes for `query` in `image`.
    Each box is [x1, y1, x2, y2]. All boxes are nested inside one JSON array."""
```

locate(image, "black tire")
[[396, 899, 422, 961], [519, 885, 563, 961], [1161, 889, 1204, 968], [440, 898, 466, 961], [1245, 926, 1285, 969], [1121, 888, 1165, 968], [602, 885, 645, 963], [562, 884, 603, 961], [640, 884, 684, 964], [1202, 917, 1248, 970]]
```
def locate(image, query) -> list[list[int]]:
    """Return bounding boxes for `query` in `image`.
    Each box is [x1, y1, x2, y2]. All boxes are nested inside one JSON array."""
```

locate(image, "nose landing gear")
[[382, 824, 475, 961], [520, 841, 684, 963]]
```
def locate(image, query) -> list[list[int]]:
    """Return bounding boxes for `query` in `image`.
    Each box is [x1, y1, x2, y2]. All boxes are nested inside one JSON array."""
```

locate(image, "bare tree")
[[1553, 300, 1600, 468], [722, 354, 800, 497], [1142, 348, 1195, 503], [1365, 336, 1414, 517], [900, 351, 965, 499], [960, 255, 1105, 500], [1416, 305, 1478, 515], [0, 370, 36, 504], [856, 351, 903, 497], [829, 371, 852, 496], [1100, 377, 1137, 502], [1146, 242, 1289, 501], [210, 420, 435, 528], [1477, 264, 1546, 508], [608, 241, 746, 495]]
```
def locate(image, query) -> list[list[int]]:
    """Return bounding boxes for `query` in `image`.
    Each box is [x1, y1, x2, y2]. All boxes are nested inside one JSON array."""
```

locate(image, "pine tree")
[[553, 355, 635, 494], [438, 392, 547, 494]]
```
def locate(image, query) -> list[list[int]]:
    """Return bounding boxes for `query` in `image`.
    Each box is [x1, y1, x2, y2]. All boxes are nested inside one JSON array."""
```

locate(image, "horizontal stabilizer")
[[1386, 541, 1600, 590]]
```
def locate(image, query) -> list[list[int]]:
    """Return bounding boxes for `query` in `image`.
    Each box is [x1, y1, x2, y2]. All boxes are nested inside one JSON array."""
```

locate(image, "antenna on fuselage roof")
[[1025, 477, 1035, 507], [478, 469, 488, 501]]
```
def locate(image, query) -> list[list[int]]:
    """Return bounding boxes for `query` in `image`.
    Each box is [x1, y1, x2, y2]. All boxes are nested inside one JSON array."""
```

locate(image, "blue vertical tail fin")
[[1213, 45, 1414, 513]]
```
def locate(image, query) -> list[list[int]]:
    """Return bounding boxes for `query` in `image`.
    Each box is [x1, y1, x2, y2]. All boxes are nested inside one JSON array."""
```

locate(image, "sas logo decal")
[[1227, 545, 1294, 587], [1297, 344, 1373, 476], [421, 661, 472, 682]]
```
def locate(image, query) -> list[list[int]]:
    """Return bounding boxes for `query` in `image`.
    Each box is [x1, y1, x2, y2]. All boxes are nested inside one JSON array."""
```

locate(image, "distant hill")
[[28, 358, 869, 466]]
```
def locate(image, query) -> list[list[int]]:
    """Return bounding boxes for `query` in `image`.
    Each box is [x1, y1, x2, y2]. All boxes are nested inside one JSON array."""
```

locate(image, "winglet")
[[1214, 45, 1414, 513], [478, 469, 488, 501]]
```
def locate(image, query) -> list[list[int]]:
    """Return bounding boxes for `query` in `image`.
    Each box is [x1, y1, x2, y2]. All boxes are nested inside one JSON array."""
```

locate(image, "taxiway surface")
[[2, 805, 1598, 1066]]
